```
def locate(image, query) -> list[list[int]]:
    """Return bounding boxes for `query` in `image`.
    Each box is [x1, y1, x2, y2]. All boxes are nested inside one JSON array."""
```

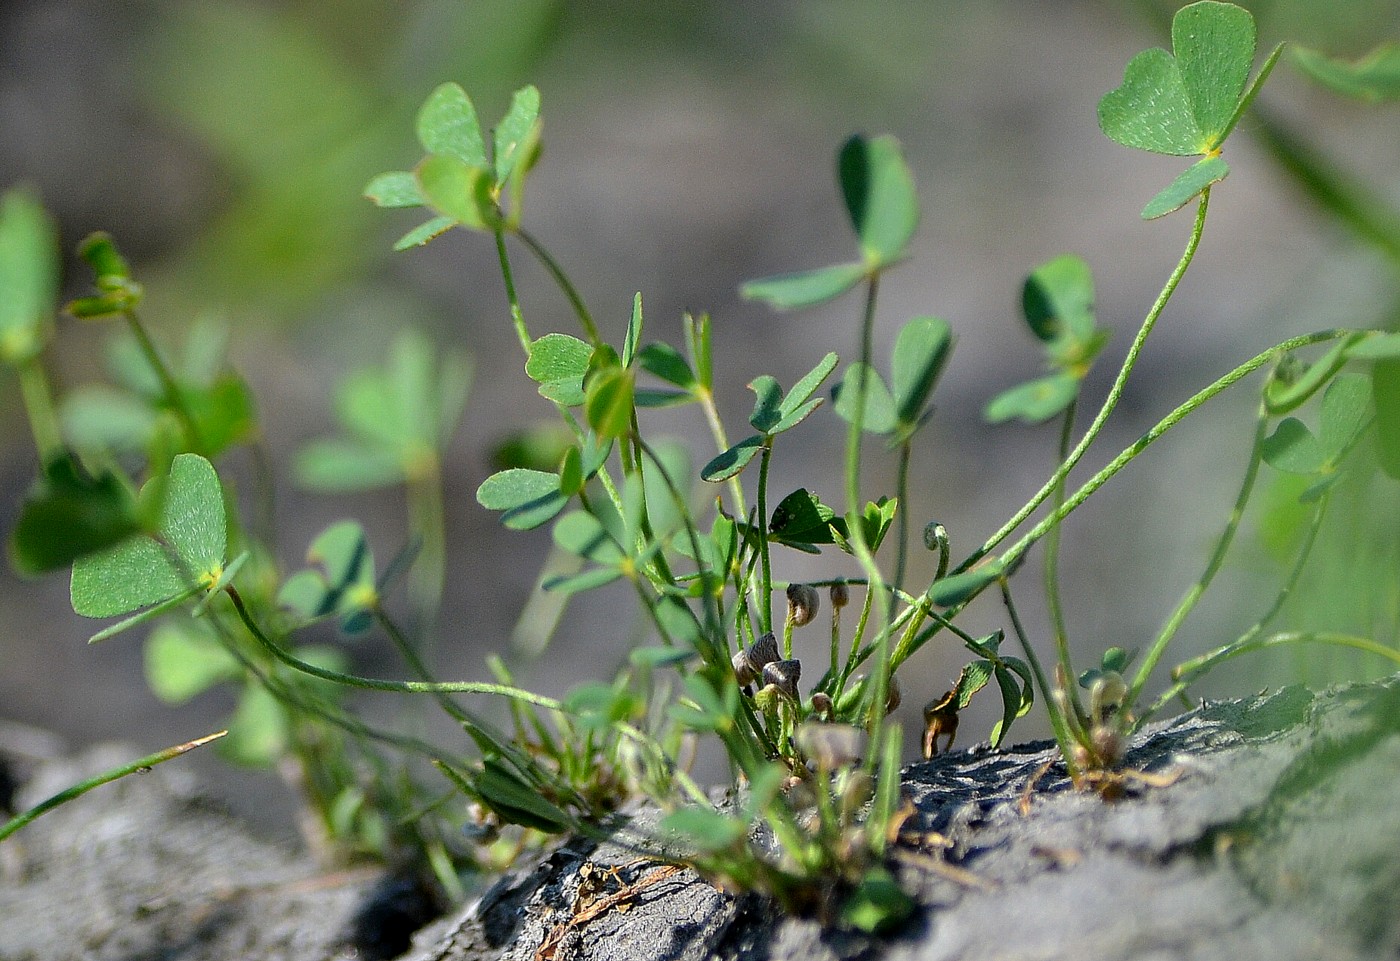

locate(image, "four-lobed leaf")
[[296, 329, 470, 492], [1098, 2, 1281, 218], [70, 454, 230, 641]]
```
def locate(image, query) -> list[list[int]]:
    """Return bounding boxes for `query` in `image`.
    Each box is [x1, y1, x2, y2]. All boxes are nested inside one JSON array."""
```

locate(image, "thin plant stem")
[[856, 328, 1356, 676], [225, 586, 562, 706], [958, 194, 1212, 575], [892, 441, 913, 599], [1001, 579, 1080, 775], [757, 439, 776, 635], [515, 228, 602, 347], [123, 309, 205, 451], [1123, 401, 1270, 713], [1143, 492, 1332, 720], [17, 356, 62, 462], [493, 231, 533, 355], [0, 731, 227, 843], [844, 276, 894, 757], [997, 329, 1354, 577], [1044, 399, 1080, 721]]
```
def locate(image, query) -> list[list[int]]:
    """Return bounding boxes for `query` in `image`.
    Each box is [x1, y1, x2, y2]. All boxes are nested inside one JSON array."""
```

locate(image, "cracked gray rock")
[[3, 674, 1399, 961]]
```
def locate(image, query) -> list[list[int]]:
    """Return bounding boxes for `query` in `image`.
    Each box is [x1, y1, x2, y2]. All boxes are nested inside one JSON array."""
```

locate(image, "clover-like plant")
[[6, 0, 1400, 936]]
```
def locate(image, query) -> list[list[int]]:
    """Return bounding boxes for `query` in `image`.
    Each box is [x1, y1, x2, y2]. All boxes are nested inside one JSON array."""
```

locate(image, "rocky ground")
[[4, 674, 1399, 961]]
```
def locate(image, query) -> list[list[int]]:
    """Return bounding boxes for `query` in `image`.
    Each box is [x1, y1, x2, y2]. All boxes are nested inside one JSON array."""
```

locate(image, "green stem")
[[1044, 399, 1079, 720], [958, 194, 1212, 574], [892, 441, 913, 599], [123, 310, 205, 452], [1001, 579, 1080, 776], [1123, 400, 1270, 714], [865, 328, 1356, 676], [225, 586, 561, 706], [493, 231, 533, 355], [16, 356, 63, 462], [0, 731, 226, 843], [515, 228, 602, 347], [1143, 492, 1331, 721], [998, 328, 1354, 577], [757, 439, 776, 635]]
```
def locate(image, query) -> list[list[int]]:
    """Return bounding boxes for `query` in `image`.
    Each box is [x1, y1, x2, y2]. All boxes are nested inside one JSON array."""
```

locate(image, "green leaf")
[[952, 659, 995, 709], [1098, 1, 1256, 156], [985, 372, 1081, 425], [1173, 1, 1256, 144], [71, 454, 227, 620], [637, 342, 696, 389], [144, 622, 240, 704], [77, 232, 132, 285], [629, 646, 697, 669], [769, 488, 840, 547], [1141, 155, 1230, 219], [220, 684, 287, 767], [778, 351, 840, 424], [1345, 332, 1400, 360], [552, 510, 626, 564], [833, 363, 897, 434], [926, 559, 1004, 607], [363, 171, 424, 209], [840, 867, 914, 934], [393, 216, 456, 251], [476, 759, 571, 833], [584, 367, 635, 440], [622, 292, 643, 368], [989, 665, 1031, 748], [416, 82, 487, 167], [1373, 360, 1400, 480], [839, 134, 919, 267], [740, 262, 866, 310], [1317, 372, 1371, 456], [832, 498, 897, 555], [660, 806, 747, 852], [1022, 255, 1094, 344], [1293, 43, 1400, 103], [1264, 335, 1363, 415], [1262, 419, 1326, 475], [0, 187, 58, 364], [526, 332, 592, 406], [295, 440, 406, 491], [416, 154, 496, 230], [701, 435, 764, 483], [493, 84, 541, 185], [891, 316, 952, 436], [541, 566, 624, 596], [477, 468, 567, 531], [10, 454, 141, 576]]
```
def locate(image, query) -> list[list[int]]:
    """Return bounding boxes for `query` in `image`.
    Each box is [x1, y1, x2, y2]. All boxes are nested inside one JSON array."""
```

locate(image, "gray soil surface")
[[5, 673, 1400, 960]]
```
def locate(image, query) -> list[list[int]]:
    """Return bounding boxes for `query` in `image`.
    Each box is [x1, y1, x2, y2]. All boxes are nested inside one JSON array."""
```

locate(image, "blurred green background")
[[3, 0, 1399, 833]]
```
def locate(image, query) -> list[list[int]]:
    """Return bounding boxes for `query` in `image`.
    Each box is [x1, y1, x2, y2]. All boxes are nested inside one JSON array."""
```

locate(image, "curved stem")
[[515, 228, 601, 347], [757, 439, 776, 635], [17, 356, 62, 462], [958, 194, 1212, 574], [998, 329, 1354, 576], [225, 586, 562, 706], [1001, 580, 1079, 775], [123, 309, 205, 452], [493, 231, 533, 355], [1045, 399, 1082, 723], [1123, 400, 1270, 713], [0, 731, 227, 843]]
